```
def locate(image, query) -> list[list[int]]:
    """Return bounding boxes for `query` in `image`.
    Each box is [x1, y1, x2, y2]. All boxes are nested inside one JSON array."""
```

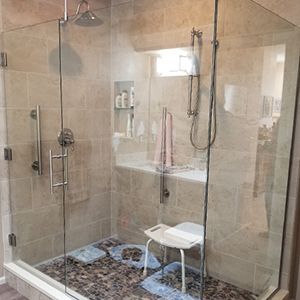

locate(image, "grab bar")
[[160, 107, 167, 204], [49, 148, 68, 194], [30, 105, 42, 175]]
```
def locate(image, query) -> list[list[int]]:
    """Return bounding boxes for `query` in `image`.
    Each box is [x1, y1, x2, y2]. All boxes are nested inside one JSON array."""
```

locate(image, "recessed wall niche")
[[114, 81, 135, 139]]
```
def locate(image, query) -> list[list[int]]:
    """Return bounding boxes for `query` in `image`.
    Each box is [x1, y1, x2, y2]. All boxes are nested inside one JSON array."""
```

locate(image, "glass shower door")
[[58, 6, 113, 298], [2, 20, 66, 271]]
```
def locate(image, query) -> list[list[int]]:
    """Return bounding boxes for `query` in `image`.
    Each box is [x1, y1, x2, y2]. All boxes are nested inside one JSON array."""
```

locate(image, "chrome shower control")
[[163, 188, 170, 198], [57, 128, 75, 147], [31, 161, 40, 171]]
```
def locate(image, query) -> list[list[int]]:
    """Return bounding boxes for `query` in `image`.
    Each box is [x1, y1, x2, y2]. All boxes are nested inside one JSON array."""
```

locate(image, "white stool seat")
[[143, 222, 206, 294], [144, 223, 204, 249]]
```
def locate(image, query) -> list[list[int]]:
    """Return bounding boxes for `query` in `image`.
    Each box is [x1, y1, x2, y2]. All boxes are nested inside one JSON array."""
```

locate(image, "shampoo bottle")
[[121, 90, 129, 108], [115, 93, 122, 108]]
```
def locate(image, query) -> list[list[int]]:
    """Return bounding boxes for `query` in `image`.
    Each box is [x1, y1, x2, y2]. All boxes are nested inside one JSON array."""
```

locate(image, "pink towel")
[[154, 112, 174, 168]]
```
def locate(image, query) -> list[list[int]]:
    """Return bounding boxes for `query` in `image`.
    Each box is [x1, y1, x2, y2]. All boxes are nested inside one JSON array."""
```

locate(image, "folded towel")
[[164, 227, 202, 244]]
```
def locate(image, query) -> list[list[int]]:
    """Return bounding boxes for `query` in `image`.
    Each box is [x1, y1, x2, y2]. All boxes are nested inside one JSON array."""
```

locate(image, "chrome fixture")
[[57, 128, 75, 147], [159, 107, 168, 204], [49, 149, 68, 194], [62, 0, 103, 27], [187, 28, 202, 118], [0, 52, 7, 68], [30, 105, 42, 175], [187, 27, 217, 151], [3, 147, 12, 161], [8, 233, 16, 247]]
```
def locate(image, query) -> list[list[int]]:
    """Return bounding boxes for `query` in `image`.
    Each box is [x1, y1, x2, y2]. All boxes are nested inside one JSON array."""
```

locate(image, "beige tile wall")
[[253, 0, 300, 27]]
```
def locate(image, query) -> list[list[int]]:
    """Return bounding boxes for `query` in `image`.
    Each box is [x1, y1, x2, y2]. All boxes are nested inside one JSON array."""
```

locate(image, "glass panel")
[[111, 2, 214, 300], [58, 6, 113, 298], [206, 0, 300, 298], [149, 14, 214, 300], [2, 20, 65, 268]]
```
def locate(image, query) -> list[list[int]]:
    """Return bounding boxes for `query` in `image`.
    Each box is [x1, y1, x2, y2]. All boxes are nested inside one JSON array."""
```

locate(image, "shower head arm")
[[75, 0, 90, 17], [62, 0, 103, 26]]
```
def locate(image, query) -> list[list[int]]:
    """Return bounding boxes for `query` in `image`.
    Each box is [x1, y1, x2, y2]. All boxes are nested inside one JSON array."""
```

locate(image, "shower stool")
[[143, 222, 205, 293]]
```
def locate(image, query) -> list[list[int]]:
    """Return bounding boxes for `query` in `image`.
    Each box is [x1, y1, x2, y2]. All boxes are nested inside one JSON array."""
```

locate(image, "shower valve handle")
[[163, 188, 170, 198]]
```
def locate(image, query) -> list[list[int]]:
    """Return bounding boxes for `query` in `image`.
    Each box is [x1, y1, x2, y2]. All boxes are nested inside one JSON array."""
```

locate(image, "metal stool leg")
[[161, 245, 168, 276], [143, 239, 152, 277], [180, 249, 186, 293], [200, 243, 207, 277], [163, 246, 167, 264]]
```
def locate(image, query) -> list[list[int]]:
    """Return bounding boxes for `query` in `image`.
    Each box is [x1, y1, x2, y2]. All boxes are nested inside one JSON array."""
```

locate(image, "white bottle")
[[137, 121, 145, 142], [126, 113, 132, 138], [130, 87, 135, 107], [121, 90, 129, 108], [151, 120, 158, 143], [131, 115, 135, 137], [115, 93, 122, 108]]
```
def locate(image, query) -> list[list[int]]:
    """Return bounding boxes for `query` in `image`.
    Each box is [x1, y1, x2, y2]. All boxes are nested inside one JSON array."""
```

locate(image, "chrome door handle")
[[31, 105, 42, 175], [49, 149, 68, 194]]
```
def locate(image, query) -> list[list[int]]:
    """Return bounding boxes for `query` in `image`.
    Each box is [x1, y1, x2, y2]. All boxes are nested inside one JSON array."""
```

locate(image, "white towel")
[[164, 227, 202, 244]]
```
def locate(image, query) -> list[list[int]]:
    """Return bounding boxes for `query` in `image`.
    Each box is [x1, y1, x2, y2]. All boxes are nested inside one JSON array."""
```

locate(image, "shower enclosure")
[[1, 0, 299, 299]]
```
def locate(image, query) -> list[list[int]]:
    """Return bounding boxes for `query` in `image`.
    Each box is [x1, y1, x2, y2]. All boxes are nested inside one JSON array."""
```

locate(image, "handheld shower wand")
[[187, 27, 217, 151]]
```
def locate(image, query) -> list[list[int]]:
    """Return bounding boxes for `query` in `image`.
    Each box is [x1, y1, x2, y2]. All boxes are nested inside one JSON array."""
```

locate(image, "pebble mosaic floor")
[[37, 238, 257, 300]]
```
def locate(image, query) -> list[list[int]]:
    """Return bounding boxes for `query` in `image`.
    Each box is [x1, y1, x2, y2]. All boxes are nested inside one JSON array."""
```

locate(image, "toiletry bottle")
[[121, 90, 129, 108], [115, 93, 122, 108], [130, 87, 135, 108], [126, 113, 132, 138], [137, 121, 145, 142], [131, 114, 135, 137], [151, 120, 157, 143]]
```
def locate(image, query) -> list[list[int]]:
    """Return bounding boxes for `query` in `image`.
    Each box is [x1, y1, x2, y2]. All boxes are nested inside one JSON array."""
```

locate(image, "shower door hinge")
[[4, 147, 12, 161], [0, 52, 8, 68], [8, 233, 16, 247]]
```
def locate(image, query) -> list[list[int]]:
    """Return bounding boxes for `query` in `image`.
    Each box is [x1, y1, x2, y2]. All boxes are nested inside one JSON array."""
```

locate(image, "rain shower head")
[[73, 0, 103, 27], [74, 10, 103, 27]]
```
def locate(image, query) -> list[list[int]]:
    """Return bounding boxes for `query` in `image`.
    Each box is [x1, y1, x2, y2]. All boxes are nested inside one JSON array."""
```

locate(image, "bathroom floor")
[[37, 238, 257, 300]]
